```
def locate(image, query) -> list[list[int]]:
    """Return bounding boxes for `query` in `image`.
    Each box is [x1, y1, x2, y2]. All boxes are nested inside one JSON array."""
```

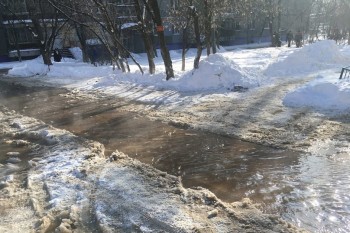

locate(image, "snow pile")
[[94, 53, 258, 93], [284, 74, 350, 112], [47, 62, 113, 80], [8, 56, 49, 77], [8, 56, 114, 82], [265, 40, 347, 77], [340, 45, 350, 57], [175, 54, 259, 91], [69, 47, 83, 61]]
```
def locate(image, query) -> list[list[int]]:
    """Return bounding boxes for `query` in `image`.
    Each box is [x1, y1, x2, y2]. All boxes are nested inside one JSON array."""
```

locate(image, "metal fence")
[[339, 66, 350, 79]]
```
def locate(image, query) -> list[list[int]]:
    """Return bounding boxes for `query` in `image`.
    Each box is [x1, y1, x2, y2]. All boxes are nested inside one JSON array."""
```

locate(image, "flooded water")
[[0, 138, 31, 174], [0, 77, 349, 232], [0, 132, 33, 197]]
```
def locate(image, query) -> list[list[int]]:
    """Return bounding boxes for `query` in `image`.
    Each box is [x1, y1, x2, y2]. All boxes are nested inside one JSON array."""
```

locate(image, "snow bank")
[[8, 56, 114, 81], [8, 57, 49, 77], [47, 62, 113, 80], [284, 74, 350, 112], [5, 42, 350, 113], [174, 54, 259, 91], [265, 40, 347, 77], [96, 53, 259, 93]]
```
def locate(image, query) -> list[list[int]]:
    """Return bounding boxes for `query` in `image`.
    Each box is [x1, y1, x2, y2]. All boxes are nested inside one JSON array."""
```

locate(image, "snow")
[[283, 73, 350, 112], [69, 47, 83, 61], [2, 40, 350, 113], [265, 40, 347, 77], [121, 22, 138, 29], [177, 53, 259, 91], [1, 40, 350, 232], [0, 108, 297, 232], [85, 39, 102, 45]]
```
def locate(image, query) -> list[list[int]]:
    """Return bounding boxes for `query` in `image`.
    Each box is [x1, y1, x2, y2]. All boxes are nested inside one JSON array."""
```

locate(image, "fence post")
[[340, 68, 345, 79]]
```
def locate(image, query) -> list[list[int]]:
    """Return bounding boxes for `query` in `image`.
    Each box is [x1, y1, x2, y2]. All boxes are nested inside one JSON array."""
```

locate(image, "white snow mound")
[[283, 75, 350, 112], [265, 40, 347, 77], [177, 53, 258, 91], [8, 55, 113, 79], [69, 47, 83, 61], [8, 56, 49, 77]]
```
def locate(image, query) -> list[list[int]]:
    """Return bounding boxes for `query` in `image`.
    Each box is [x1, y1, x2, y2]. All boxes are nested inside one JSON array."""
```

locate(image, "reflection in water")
[[0, 135, 32, 189], [0, 80, 349, 232], [278, 152, 350, 232]]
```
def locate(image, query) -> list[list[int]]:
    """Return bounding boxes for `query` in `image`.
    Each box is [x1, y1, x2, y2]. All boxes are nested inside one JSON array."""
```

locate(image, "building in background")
[[0, 0, 40, 62], [2, 0, 341, 62]]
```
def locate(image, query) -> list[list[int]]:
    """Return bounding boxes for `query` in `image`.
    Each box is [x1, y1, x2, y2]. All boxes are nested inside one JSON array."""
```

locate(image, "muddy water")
[[0, 137, 32, 183], [0, 79, 349, 232]]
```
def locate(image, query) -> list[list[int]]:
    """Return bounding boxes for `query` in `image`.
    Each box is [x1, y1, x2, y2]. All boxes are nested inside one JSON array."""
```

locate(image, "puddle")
[[0, 134, 32, 191], [0, 79, 349, 232]]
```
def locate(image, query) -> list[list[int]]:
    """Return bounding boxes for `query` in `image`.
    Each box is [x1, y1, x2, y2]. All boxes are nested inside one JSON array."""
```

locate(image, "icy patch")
[[95, 162, 203, 232]]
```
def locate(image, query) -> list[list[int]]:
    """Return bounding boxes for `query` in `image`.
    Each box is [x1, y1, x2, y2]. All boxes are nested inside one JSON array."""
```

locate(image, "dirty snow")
[[0, 107, 303, 232], [1, 39, 350, 232]]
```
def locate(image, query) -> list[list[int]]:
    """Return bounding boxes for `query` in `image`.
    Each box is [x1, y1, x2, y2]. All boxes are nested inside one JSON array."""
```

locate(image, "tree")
[[198, 0, 227, 55], [307, 0, 350, 43], [68, 1, 90, 62], [191, 5, 202, 69], [168, 0, 237, 69], [326, 0, 350, 43], [25, 0, 67, 65], [168, 0, 194, 71], [143, 0, 174, 80], [262, 0, 281, 45], [134, 0, 156, 74], [169, 2, 202, 70], [49, 0, 143, 74]]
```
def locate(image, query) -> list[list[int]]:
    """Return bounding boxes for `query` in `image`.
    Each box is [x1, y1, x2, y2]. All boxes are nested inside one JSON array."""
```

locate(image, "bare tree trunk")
[[134, 0, 155, 74], [180, 6, 193, 71], [14, 31, 22, 62], [74, 23, 89, 62], [277, 0, 282, 31], [269, 19, 274, 45], [181, 27, 188, 71], [192, 7, 202, 69], [143, 32, 156, 74], [267, 0, 274, 45], [25, 0, 57, 66], [41, 46, 52, 65], [212, 29, 216, 54], [146, 0, 174, 80], [204, 0, 211, 56]]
